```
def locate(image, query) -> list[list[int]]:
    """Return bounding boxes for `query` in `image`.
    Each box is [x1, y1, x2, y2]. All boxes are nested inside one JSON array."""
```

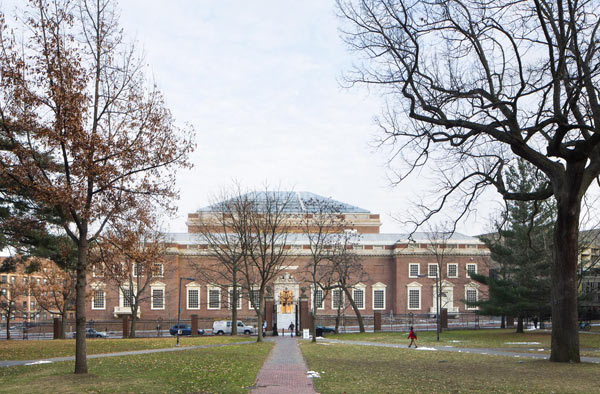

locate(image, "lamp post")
[[176, 277, 195, 346]]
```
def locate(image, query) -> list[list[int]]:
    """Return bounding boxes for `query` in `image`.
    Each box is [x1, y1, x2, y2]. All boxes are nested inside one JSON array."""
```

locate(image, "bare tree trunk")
[[311, 289, 318, 343], [5, 316, 10, 340], [231, 272, 238, 336], [342, 287, 365, 333], [129, 306, 138, 338], [256, 292, 264, 343], [74, 234, 88, 374], [550, 185, 582, 363], [501, 315, 505, 329], [61, 312, 67, 339]]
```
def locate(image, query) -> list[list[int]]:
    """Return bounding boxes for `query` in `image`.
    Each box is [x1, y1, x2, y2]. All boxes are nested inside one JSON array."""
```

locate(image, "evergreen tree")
[[473, 160, 553, 333]]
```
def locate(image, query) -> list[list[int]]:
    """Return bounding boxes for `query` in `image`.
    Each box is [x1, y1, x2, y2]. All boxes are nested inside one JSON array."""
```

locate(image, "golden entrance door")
[[280, 290, 293, 314]]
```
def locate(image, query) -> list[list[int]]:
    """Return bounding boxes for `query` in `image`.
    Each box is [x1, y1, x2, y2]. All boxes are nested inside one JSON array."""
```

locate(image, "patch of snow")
[[537, 349, 545, 352], [505, 342, 541, 345], [448, 340, 462, 343], [415, 347, 437, 351], [307, 371, 320, 378], [25, 360, 52, 366], [317, 342, 331, 346]]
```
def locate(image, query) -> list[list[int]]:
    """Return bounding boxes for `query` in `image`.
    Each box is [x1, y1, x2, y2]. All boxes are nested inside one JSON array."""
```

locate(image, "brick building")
[[86, 192, 490, 327]]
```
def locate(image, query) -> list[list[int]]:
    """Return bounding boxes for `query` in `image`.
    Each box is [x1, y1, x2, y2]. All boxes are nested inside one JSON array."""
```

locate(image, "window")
[[227, 287, 242, 310], [466, 264, 477, 277], [465, 285, 478, 310], [1, 275, 6, 283], [249, 289, 260, 309], [428, 264, 439, 278], [447, 264, 458, 278], [313, 288, 324, 310], [407, 282, 422, 310], [332, 289, 343, 309], [187, 286, 200, 310], [409, 289, 420, 309], [30, 301, 35, 308], [353, 287, 365, 310], [153, 263, 164, 277], [122, 288, 133, 308], [208, 287, 221, 309], [409, 264, 420, 278], [10, 276, 15, 283], [151, 288, 164, 310], [92, 264, 103, 278], [372, 282, 387, 310], [36, 278, 41, 285], [92, 290, 105, 310], [133, 264, 143, 277]]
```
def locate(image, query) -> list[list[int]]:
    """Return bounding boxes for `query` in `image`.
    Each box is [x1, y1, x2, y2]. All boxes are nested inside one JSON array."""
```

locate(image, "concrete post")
[[264, 295, 274, 331]]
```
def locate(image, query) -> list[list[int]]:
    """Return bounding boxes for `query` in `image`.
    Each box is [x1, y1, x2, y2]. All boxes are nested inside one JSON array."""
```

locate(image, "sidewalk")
[[323, 338, 600, 363], [251, 336, 316, 394], [0, 340, 254, 368]]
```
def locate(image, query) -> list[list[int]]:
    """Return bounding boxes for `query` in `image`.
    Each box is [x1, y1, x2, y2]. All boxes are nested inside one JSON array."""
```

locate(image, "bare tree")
[[0, 276, 26, 340], [192, 190, 249, 336], [94, 209, 169, 338], [338, 0, 600, 362], [30, 260, 76, 339], [224, 187, 293, 343], [331, 232, 368, 333], [299, 198, 346, 342], [0, 0, 193, 372]]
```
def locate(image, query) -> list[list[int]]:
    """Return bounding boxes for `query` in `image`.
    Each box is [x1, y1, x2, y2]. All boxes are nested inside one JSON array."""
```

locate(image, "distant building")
[[86, 192, 490, 326]]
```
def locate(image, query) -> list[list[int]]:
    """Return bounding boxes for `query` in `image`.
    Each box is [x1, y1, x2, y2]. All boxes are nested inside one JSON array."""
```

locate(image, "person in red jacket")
[[408, 326, 418, 348]]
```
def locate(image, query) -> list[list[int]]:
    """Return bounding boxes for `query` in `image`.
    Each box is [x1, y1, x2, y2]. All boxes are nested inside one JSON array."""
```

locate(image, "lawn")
[[0, 336, 251, 361], [328, 329, 600, 351], [0, 342, 272, 393], [301, 342, 600, 393]]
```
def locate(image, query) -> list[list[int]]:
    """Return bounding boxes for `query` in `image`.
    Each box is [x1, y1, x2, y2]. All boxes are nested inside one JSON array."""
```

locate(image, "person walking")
[[288, 322, 295, 337], [407, 326, 418, 348], [263, 321, 267, 336]]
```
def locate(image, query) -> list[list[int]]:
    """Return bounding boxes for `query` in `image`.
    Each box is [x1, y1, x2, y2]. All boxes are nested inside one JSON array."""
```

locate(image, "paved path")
[[322, 338, 600, 363], [0, 340, 254, 368], [250, 337, 316, 394]]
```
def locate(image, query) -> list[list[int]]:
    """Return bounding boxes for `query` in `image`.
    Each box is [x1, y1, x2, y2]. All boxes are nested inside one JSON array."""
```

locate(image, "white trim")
[[207, 286, 221, 310], [331, 288, 344, 310], [408, 263, 420, 278], [447, 263, 458, 278], [91, 289, 106, 310], [228, 286, 243, 310], [464, 283, 479, 310], [153, 263, 164, 277], [372, 282, 387, 310], [150, 282, 166, 310], [466, 263, 477, 278], [310, 285, 325, 310], [428, 264, 439, 278], [186, 283, 201, 310], [406, 282, 422, 310], [352, 283, 366, 310], [248, 286, 260, 310]]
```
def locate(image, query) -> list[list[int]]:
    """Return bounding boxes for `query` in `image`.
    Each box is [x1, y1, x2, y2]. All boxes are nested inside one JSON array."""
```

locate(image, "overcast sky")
[[113, 0, 504, 236]]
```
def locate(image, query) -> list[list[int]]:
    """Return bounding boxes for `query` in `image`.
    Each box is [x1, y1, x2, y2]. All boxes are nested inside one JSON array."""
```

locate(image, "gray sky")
[[115, 0, 500, 235]]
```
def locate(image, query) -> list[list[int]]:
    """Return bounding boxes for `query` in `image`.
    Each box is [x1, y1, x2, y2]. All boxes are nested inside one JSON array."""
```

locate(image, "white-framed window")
[[186, 283, 200, 310], [208, 286, 221, 309], [352, 283, 366, 310], [428, 264, 439, 278], [331, 288, 343, 309], [153, 263, 164, 277], [312, 287, 324, 310], [228, 286, 242, 310], [372, 282, 387, 310], [406, 282, 422, 310], [466, 263, 477, 277], [409, 263, 420, 278], [92, 289, 105, 310], [249, 288, 260, 310], [447, 264, 458, 278], [465, 284, 479, 310], [121, 287, 134, 308], [151, 283, 165, 310], [133, 264, 143, 277]]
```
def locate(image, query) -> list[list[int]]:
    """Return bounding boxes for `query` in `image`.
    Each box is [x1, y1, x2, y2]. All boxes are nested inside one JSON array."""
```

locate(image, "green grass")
[[0, 342, 272, 393], [0, 336, 251, 361], [301, 342, 600, 393], [328, 329, 600, 351]]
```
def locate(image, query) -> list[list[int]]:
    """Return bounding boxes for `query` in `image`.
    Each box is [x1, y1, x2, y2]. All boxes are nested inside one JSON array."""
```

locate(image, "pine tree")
[[473, 160, 553, 333]]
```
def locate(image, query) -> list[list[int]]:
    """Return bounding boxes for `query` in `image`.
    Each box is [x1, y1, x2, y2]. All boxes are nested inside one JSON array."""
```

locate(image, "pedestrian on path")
[[407, 326, 418, 348], [289, 322, 295, 337], [263, 321, 267, 336]]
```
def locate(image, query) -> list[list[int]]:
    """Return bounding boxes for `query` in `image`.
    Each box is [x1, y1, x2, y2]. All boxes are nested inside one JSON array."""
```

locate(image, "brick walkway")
[[251, 337, 316, 394]]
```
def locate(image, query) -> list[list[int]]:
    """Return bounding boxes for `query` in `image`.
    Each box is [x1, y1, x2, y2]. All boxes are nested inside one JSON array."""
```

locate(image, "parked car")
[[72, 328, 109, 338], [169, 324, 205, 336], [212, 320, 254, 335], [315, 325, 336, 336]]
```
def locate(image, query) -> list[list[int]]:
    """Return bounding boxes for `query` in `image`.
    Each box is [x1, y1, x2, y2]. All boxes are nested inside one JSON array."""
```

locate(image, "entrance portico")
[[274, 273, 299, 333]]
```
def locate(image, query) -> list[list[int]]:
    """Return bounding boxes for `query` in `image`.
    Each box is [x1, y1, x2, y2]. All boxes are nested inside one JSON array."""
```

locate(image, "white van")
[[212, 320, 255, 335]]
